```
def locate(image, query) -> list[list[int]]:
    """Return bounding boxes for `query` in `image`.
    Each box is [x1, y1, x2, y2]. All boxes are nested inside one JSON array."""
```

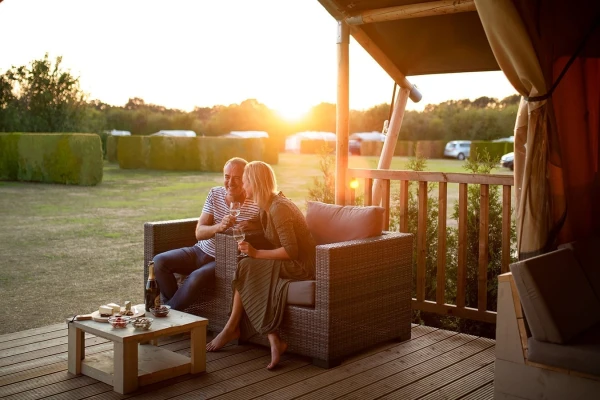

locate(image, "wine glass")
[[229, 201, 241, 218], [232, 226, 246, 257]]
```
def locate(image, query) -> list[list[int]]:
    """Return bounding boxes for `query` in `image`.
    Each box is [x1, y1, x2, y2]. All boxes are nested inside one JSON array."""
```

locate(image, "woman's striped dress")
[[233, 193, 316, 338]]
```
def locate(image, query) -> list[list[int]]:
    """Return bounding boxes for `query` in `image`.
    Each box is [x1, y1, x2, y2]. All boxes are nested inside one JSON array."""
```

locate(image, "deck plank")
[[0, 323, 496, 400], [323, 337, 493, 400], [460, 382, 494, 400], [418, 362, 495, 400], [0, 323, 65, 343], [260, 327, 457, 400], [380, 347, 495, 399]]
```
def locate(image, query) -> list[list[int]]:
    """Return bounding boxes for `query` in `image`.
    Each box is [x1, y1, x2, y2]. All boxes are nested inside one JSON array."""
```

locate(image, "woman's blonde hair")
[[244, 161, 277, 208]]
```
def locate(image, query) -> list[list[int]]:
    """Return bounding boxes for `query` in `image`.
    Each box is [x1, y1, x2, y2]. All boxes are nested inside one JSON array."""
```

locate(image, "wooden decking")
[[0, 323, 495, 399]]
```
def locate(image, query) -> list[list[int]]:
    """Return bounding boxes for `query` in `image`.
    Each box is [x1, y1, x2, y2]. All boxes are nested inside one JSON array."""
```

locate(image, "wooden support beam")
[[348, 26, 422, 103], [346, 0, 476, 25], [335, 20, 349, 205], [372, 87, 410, 206]]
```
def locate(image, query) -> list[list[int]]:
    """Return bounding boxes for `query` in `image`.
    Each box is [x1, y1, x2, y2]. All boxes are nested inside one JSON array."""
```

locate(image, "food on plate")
[[132, 317, 153, 330], [106, 303, 121, 314], [108, 316, 130, 328], [99, 305, 113, 317], [150, 304, 171, 317], [124, 301, 132, 312]]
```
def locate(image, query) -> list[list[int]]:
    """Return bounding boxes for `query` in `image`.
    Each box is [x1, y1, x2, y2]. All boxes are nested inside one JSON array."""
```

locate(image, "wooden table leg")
[[190, 326, 206, 374], [113, 341, 139, 394], [68, 324, 84, 375]]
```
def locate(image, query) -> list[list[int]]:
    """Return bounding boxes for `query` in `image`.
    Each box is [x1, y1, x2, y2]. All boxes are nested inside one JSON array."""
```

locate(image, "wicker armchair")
[[215, 230, 413, 367]]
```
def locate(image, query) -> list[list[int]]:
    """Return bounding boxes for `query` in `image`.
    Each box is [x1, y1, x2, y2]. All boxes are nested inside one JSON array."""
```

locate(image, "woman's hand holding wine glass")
[[232, 226, 247, 257]]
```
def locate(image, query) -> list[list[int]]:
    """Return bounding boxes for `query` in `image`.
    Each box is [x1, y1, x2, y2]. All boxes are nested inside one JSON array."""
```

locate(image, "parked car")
[[500, 152, 515, 171], [444, 140, 471, 160]]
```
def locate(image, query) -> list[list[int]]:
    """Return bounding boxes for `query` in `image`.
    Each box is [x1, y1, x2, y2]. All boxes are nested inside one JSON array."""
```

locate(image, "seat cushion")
[[510, 248, 600, 344], [287, 280, 315, 306], [559, 236, 600, 302], [306, 201, 384, 245], [528, 322, 600, 376]]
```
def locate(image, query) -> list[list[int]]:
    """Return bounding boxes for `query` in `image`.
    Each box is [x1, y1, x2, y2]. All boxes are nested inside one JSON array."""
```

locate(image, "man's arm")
[[195, 212, 235, 241]]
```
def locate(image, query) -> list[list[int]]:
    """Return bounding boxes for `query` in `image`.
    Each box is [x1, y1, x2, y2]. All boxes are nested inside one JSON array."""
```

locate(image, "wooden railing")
[[348, 168, 515, 324]]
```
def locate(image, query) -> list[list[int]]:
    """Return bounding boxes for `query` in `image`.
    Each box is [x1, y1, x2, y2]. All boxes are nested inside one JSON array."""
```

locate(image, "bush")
[[0, 133, 103, 185]]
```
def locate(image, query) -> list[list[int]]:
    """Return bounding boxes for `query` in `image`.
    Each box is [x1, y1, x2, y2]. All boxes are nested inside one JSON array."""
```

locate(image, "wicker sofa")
[[144, 209, 413, 367]]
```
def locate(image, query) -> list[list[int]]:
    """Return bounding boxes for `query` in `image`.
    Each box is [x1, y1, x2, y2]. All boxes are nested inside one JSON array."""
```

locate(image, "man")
[[153, 157, 260, 310]]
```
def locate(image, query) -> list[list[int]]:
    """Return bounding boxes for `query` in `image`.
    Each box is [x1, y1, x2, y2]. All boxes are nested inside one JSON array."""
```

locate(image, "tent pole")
[[372, 87, 410, 206], [335, 20, 350, 206]]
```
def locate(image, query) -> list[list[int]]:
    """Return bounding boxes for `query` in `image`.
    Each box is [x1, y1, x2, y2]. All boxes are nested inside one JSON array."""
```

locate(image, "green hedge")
[[471, 141, 514, 161], [299, 139, 335, 154], [106, 135, 119, 163], [117, 136, 278, 171], [416, 140, 446, 159], [394, 141, 416, 156], [0, 133, 103, 185]]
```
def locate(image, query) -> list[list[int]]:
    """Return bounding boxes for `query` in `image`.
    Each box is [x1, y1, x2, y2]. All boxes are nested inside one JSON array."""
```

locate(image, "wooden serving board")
[[90, 306, 145, 323]]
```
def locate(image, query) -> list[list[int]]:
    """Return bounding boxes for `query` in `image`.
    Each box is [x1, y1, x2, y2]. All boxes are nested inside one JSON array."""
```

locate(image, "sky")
[[0, 0, 518, 120]]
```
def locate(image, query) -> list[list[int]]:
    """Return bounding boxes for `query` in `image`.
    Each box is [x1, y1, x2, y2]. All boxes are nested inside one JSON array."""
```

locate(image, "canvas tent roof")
[[318, 1, 600, 82], [149, 130, 196, 137], [350, 132, 386, 142], [223, 131, 269, 138]]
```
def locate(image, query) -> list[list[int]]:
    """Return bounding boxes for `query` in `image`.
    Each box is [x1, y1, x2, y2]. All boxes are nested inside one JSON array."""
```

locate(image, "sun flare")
[[273, 102, 310, 122]]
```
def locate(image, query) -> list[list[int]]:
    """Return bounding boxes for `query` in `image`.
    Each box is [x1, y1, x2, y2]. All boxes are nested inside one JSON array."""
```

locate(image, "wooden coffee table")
[[67, 305, 208, 394]]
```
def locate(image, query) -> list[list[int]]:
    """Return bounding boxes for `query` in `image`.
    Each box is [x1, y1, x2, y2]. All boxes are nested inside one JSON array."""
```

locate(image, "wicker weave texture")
[[216, 231, 413, 366]]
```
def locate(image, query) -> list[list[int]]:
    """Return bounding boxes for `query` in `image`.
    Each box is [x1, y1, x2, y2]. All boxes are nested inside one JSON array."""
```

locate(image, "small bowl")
[[108, 316, 131, 328], [132, 317, 153, 330], [150, 305, 171, 317]]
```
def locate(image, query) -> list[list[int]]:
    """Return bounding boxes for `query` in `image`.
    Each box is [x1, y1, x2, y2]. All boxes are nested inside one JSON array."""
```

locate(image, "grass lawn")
[[0, 153, 511, 334]]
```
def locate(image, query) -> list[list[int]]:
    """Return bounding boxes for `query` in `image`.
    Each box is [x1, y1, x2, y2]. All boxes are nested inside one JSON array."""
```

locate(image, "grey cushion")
[[559, 237, 600, 302], [528, 322, 600, 376], [287, 280, 315, 306], [306, 201, 384, 245], [510, 248, 600, 344]]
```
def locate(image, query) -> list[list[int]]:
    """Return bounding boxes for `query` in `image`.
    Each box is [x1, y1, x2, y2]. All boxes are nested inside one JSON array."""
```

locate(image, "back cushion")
[[559, 237, 600, 301], [305, 201, 384, 245], [510, 249, 600, 344]]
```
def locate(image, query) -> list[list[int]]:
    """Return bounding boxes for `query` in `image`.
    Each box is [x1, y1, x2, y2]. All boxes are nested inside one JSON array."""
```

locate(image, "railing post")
[[478, 184, 489, 312]]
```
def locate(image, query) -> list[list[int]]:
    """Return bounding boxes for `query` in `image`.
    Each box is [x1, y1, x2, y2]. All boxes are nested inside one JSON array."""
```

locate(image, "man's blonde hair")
[[244, 161, 277, 208]]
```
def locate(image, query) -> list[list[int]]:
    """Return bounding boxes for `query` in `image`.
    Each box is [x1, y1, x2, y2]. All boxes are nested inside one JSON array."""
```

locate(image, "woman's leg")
[[206, 290, 243, 351], [266, 331, 288, 370]]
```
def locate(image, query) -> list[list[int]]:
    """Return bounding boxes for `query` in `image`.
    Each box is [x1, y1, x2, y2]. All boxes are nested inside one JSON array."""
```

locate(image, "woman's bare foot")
[[206, 327, 240, 351], [266, 333, 288, 370]]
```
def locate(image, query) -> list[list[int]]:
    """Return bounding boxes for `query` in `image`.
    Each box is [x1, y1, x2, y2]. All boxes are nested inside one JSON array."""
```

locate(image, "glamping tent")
[[284, 131, 336, 153], [318, 0, 599, 397]]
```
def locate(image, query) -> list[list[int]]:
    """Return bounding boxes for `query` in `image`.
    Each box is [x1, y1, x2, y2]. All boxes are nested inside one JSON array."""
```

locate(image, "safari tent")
[[319, 0, 600, 398]]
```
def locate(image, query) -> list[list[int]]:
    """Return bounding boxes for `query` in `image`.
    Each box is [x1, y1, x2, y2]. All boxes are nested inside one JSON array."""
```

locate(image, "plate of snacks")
[[132, 317, 153, 330], [150, 305, 171, 317], [108, 316, 131, 329], [90, 302, 145, 322]]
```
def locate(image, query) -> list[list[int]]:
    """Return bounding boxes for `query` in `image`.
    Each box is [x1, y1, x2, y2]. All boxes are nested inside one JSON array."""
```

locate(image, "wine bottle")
[[145, 261, 161, 311]]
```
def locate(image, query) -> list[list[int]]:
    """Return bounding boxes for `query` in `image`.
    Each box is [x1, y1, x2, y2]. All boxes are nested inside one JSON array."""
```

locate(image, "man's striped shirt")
[[196, 187, 259, 257]]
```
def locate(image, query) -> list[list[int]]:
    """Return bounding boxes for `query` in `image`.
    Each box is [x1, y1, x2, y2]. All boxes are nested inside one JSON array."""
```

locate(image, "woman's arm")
[[241, 245, 290, 260]]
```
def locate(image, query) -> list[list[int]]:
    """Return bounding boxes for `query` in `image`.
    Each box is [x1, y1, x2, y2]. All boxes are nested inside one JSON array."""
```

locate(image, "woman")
[[206, 161, 316, 370]]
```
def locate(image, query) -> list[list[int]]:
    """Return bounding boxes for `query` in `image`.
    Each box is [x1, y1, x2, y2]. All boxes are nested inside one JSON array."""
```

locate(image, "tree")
[[0, 54, 89, 132]]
